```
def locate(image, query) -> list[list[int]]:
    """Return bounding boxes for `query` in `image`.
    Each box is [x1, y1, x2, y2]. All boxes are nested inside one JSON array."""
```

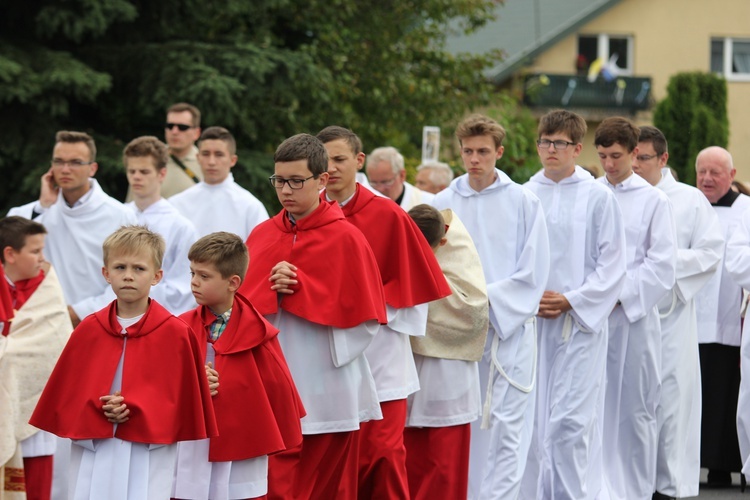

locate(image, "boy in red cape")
[[240, 133, 387, 499], [29, 225, 217, 499], [1, 217, 72, 500], [316, 126, 452, 499], [172, 232, 304, 499]]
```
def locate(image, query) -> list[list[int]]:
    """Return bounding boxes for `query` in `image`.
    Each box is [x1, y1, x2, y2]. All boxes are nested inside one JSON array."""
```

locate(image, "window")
[[711, 38, 750, 81], [577, 34, 633, 76]]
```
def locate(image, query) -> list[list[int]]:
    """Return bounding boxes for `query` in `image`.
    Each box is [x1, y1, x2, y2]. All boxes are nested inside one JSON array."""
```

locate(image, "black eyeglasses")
[[269, 175, 316, 190], [536, 139, 577, 150], [165, 123, 194, 132]]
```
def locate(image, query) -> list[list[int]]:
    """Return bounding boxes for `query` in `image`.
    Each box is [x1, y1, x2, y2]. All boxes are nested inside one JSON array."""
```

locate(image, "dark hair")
[[123, 136, 169, 171], [594, 117, 640, 152], [638, 126, 668, 156], [55, 131, 96, 162], [456, 114, 506, 148], [538, 110, 587, 144], [316, 126, 363, 155], [199, 126, 237, 155], [188, 232, 248, 281], [274, 134, 328, 176], [407, 204, 445, 249], [167, 102, 201, 127], [0, 216, 47, 264]]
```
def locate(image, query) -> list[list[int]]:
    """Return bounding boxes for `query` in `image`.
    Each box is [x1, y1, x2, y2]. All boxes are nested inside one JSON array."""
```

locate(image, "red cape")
[[180, 293, 305, 461], [2, 270, 45, 336], [240, 200, 387, 328], [29, 300, 218, 444], [0, 263, 15, 336], [331, 185, 451, 308]]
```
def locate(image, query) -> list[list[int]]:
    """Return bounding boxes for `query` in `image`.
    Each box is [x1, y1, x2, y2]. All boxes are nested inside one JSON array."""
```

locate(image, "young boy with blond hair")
[[29, 225, 217, 499], [0, 216, 72, 499], [172, 231, 304, 500]]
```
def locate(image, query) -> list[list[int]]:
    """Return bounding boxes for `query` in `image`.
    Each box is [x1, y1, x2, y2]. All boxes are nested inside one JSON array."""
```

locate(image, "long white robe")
[[720, 205, 750, 483], [126, 198, 198, 315], [521, 166, 626, 500], [399, 182, 435, 211], [695, 193, 750, 346], [433, 169, 550, 500], [653, 168, 723, 497], [8, 179, 138, 319], [168, 174, 268, 240], [268, 311, 382, 434], [598, 172, 676, 500]]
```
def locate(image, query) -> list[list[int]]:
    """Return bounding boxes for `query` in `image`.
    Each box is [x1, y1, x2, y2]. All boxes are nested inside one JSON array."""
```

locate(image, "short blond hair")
[[456, 114, 506, 148], [102, 225, 165, 269], [188, 232, 248, 281], [123, 136, 169, 171]]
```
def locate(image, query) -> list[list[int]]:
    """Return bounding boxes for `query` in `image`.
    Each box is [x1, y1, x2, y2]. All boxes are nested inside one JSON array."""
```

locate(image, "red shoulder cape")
[[29, 300, 218, 444], [0, 263, 15, 336], [180, 293, 305, 461], [2, 270, 45, 336], [240, 200, 387, 328], [333, 185, 451, 308]]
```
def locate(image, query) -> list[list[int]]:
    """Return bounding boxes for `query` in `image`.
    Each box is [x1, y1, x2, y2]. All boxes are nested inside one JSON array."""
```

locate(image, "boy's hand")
[[538, 290, 572, 320], [270, 261, 298, 295], [100, 390, 130, 424], [206, 362, 219, 397], [39, 169, 59, 208]]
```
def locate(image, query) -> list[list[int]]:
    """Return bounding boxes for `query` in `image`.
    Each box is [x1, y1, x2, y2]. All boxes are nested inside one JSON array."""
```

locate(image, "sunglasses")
[[165, 122, 194, 132]]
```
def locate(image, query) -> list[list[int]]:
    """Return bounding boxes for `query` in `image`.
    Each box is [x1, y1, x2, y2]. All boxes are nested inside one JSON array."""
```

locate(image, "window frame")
[[711, 37, 750, 82], [578, 34, 634, 76]]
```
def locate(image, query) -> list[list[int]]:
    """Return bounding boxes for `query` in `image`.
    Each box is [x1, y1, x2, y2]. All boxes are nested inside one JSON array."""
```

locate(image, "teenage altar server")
[[521, 110, 626, 500], [123, 136, 198, 314], [595, 118, 676, 500], [633, 127, 724, 499], [169, 127, 268, 239], [241, 134, 388, 499], [433, 114, 550, 500], [29, 226, 217, 499], [317, 126, 451, 500]]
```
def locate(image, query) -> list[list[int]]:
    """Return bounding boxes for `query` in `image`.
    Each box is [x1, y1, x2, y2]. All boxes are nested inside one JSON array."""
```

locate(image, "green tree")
[[653, 71, 728, 186], [0, 0, 502, 214]]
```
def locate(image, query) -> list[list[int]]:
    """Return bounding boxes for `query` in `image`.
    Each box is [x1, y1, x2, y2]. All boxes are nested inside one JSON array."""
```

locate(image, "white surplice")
[[168, 174, 268, 240], [8, 179, 138, 319], [433, 169, 550, 500], [521, 166, 626, 500], [653, 168, 724, 498], [695, 193, 750, 347], [399, 182, 435, 211], [126, 198, 198, 315], [720, 205, 750, 483], [268, 311, 382, 434], [598, 172, 676, 500]]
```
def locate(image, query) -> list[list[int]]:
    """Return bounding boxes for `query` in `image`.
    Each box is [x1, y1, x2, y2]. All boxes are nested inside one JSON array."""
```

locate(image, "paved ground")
[[694, 470, 747, 499]]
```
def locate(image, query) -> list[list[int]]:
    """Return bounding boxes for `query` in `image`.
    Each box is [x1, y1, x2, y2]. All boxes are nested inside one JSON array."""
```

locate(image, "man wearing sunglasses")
[[162, 102, 203, 198]]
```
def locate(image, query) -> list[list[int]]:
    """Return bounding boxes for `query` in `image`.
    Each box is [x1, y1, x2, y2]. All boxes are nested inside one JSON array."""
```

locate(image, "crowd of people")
[[0, 102, 748, 500]]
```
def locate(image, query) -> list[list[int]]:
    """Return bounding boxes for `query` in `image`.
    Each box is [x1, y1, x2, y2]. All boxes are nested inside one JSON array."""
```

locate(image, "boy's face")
[[126, 156, 166, 200], [102, 249, 162, 307], [537, 132, 581, 181], [460, 135, 503, 185], [198, 139, 237, 185], [633, 141, 668, 186], [597, 142, 636, 185], [322, 139, 365, 197], [189, 261, 238, 311], [51, 141, 97, 193], [4, 234, 46, 281], [274, 159, 329, 220]]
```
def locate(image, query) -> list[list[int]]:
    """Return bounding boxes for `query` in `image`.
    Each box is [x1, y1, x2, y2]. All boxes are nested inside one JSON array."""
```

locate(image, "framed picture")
[[422, 126, 441, 163]]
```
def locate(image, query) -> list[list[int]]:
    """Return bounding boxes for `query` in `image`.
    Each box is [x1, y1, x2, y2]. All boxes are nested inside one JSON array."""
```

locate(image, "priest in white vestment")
[[365, 146, 435, 210], [169, 127, 268, 240], [595, 118, 676, 500], [633, 128, 724, 499], [521, 110, 626, 500], [122, 136, 198, 315], [432, 114, 549, 500], [696, 146, 750, 484]]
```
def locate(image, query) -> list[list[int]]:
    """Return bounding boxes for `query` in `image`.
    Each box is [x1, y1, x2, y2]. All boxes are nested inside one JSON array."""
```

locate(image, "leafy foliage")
[[0, 0, 502, 213], [653, 72, 728, 186]]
